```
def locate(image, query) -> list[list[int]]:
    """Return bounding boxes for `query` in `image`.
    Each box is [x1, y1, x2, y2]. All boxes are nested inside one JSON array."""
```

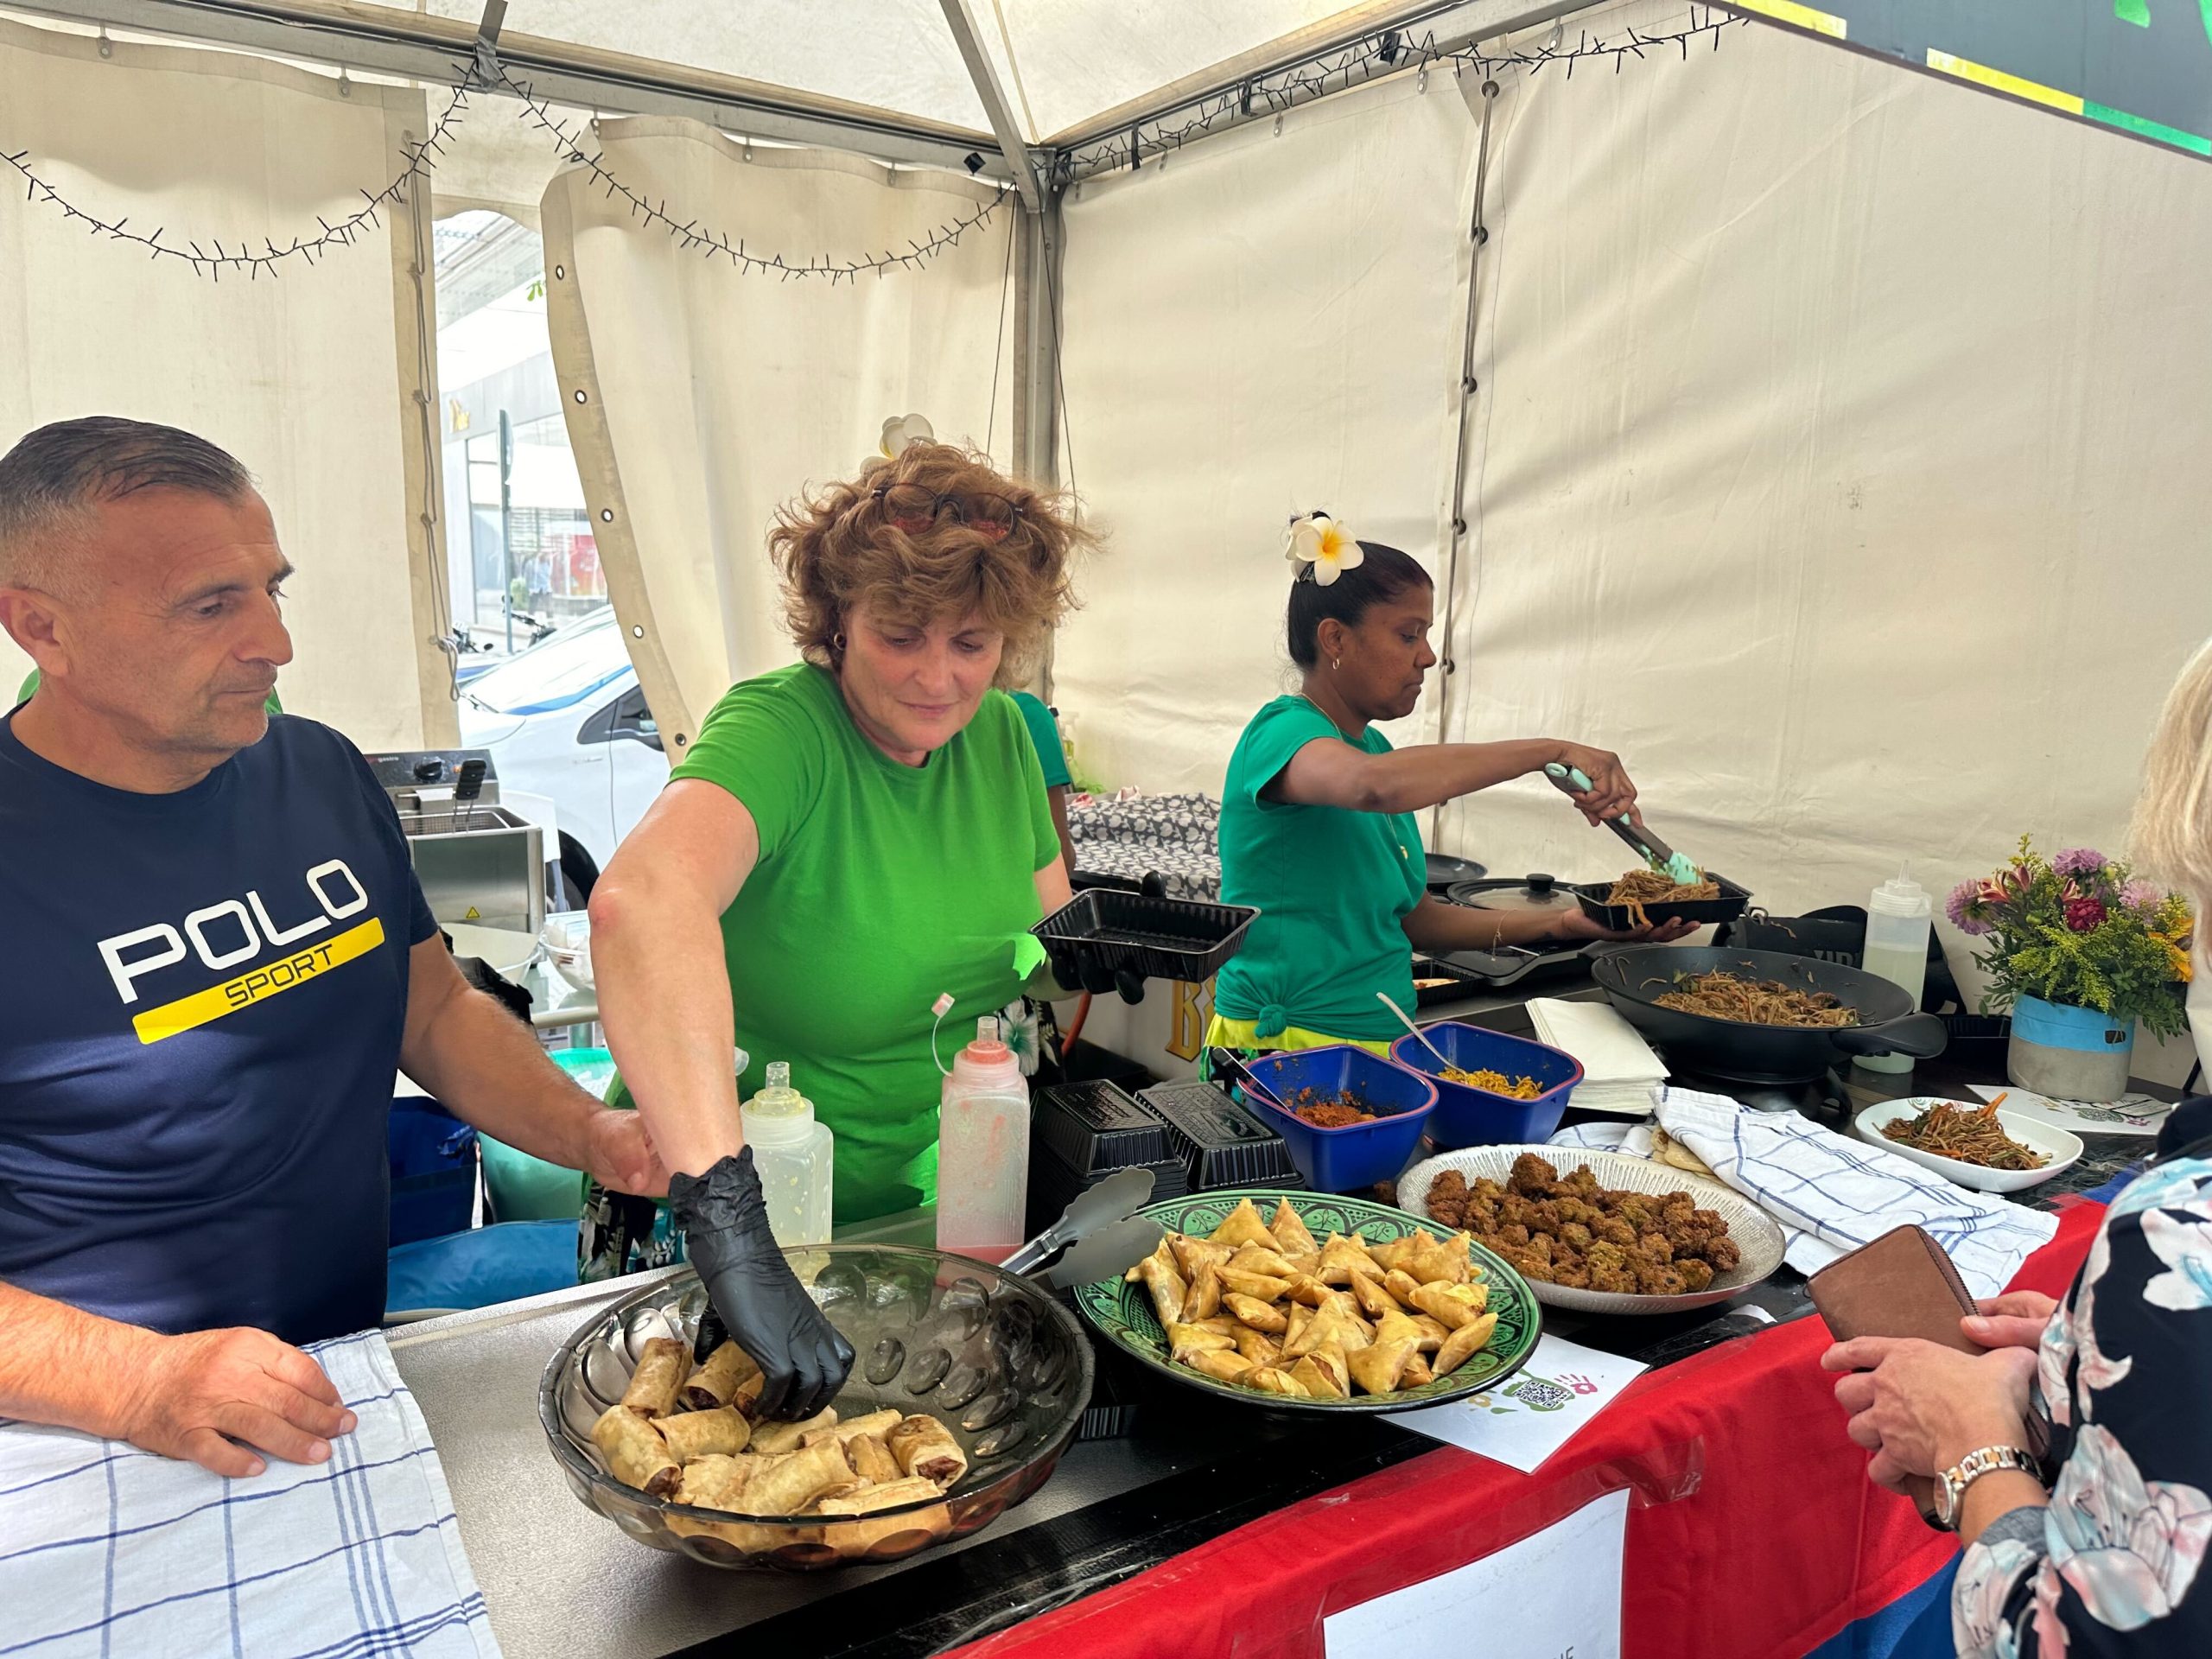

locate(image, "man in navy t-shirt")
[[0, 417, 665, 1480]]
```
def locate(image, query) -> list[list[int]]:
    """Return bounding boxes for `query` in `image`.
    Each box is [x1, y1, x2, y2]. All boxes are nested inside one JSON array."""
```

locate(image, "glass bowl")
[[537, 1244, 1095, 1571]]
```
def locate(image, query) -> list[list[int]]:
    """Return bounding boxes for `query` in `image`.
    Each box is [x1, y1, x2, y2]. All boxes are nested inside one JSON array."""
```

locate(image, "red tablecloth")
[[950, 1201, 2106, 1659]]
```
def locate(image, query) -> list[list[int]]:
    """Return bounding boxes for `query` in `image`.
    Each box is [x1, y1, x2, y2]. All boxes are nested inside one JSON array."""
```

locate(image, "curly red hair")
[[767, 443, 1088, 685]]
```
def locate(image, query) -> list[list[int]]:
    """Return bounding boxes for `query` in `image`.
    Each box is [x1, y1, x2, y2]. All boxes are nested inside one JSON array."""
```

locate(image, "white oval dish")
[[1851, 1097, 2083, 1194], [1397, 1144, 1786, 1315]]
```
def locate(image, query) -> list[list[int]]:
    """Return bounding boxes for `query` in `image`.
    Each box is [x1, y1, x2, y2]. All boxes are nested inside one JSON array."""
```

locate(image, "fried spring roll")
[[620, 1336, 692, 1418], [591, 1405, 680, 1496], [1433, 1311, 1500, 1376], [673, 1452, 754, 1511], [742, 1437, 854, 1516], [1222, 1291, 1287, 1333], [887, 1414, 969, 1487], [751, 1406, 839, 1457], [1185, 1349, 1256, 1384], [1268, 1198, 1319, 1257], [681, 1340, 762, 1412], [817, 1478, 955, 1555], [821, 1408, 904, 1446], [848, 1433, 901, 1486], [658, 1406, 752, 1462]]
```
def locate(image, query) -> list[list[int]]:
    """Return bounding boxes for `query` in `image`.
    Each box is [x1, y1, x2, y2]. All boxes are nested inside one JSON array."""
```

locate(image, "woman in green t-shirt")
[[588, 442, 1090, 1413], [1210, 519, 1691, 1057]]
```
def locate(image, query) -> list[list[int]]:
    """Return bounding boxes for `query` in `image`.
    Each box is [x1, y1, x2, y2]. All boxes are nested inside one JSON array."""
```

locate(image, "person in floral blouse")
[[1823, 636, 2212, 1655]]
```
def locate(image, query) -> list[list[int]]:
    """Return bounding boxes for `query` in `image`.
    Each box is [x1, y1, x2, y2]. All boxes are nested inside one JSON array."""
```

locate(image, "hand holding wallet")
[[1809, 1224, 1986, 1521]]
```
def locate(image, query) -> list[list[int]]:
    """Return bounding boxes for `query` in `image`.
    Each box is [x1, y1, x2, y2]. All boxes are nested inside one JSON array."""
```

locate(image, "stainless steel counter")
[[386, 1278, 1242, 1659]]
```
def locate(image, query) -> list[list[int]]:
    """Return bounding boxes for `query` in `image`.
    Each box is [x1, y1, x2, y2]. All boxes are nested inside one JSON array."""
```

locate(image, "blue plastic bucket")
[[1388, 1022, 1582, 1148], [1236, 1046, 1437, 1192]]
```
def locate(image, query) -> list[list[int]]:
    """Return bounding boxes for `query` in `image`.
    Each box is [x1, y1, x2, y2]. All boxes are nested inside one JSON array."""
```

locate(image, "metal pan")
[[1592, 944, 1948, 1085]]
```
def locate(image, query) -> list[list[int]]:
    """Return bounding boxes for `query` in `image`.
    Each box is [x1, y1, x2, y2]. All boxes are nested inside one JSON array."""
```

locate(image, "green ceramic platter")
[[1071, 1188, 1542, 1414]]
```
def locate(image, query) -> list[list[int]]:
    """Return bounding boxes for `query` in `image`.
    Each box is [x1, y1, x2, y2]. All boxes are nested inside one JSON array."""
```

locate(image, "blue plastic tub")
[[1235, 1046, 1438, 1192], [1389, 1022, 1582, 1148]]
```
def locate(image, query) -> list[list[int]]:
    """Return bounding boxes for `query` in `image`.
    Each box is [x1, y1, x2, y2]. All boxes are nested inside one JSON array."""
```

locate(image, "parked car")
[[454, 606, 667, 899]]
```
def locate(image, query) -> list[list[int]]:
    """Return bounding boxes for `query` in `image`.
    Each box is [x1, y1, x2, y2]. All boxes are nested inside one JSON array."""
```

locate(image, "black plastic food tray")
[[1135, 1080, 1303, 1191], [1572, 873, 1752, 931], [1033, 890, 1259, 985], [1027, 1147, 1188, 1236], [1033, 1081, 1179, 1176], [1411, 954, 1488, 1007]]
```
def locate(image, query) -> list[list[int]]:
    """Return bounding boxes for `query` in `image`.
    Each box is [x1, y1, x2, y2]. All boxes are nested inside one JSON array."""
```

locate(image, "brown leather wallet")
[[1810, 1224, 1982, 1522], [1809, 1224, 1980, 1354]]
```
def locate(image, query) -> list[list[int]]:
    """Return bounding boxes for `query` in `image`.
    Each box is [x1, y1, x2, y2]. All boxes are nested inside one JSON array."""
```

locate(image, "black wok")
[[1592, 945, 1948, 1085]]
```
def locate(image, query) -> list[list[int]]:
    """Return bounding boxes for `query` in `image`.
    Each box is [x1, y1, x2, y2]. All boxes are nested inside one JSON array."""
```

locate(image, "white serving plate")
[[1852, 1098, 2083, 1194], [1398, 1144, 1787, 1316]]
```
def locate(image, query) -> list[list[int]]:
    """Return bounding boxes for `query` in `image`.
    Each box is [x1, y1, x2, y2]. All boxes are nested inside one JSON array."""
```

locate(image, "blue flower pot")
[[2007, 995, 2134, 1103]]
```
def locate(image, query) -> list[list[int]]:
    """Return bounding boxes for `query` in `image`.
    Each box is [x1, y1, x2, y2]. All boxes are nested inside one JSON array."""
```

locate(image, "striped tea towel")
[[0, 1331, 499, 1659], [1554, 1084, 2059, 1298]]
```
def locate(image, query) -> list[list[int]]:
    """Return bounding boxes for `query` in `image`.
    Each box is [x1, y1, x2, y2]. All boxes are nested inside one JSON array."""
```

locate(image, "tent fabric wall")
[[1050, 71, 1480, 796], [539, 119, 1019, 747], [0, 17, 448, 748], [1051, 0, 2212, 1035], [1433, 0, 2212, 925]]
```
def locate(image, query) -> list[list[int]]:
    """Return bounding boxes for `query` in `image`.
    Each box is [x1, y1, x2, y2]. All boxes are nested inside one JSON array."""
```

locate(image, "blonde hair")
[[766, 442, 1089, 687], [2130, 633, 2212, 907]]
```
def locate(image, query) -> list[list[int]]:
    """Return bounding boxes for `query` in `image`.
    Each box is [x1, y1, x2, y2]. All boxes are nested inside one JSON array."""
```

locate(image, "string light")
[[1061, 6, 1746, 180], [490, 61, 1009, 284], [3, 54, 1007, 285], [2, 79, 473, 281]]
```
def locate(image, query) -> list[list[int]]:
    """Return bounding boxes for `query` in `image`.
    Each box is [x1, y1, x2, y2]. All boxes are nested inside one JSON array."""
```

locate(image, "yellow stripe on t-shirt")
[[133, 917, 386, 1045]]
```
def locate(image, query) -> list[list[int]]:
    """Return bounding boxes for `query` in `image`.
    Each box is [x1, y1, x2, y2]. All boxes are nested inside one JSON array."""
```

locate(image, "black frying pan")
[[1592, 945, 1948, 1085]]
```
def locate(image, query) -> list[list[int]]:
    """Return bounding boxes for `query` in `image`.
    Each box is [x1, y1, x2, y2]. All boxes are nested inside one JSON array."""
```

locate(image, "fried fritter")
[[1449, 1158, 1740, 1300]]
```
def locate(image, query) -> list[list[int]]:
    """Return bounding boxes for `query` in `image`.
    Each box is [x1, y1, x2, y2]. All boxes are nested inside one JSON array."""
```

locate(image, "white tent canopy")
[[3, 0, 2209, 1079]]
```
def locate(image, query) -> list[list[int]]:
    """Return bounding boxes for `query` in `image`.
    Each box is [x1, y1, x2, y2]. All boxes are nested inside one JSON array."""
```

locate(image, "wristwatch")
[[1934, 1444, 2035, 1530]]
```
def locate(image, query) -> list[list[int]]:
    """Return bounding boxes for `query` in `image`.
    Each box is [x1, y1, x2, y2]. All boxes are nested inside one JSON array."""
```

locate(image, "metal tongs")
[[1544, 762, 1700, 886], [1003, 1166, 1165, 1290]]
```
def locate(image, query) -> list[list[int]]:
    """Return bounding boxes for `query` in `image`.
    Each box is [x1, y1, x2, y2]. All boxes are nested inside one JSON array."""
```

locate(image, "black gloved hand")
[[670, 1147, 854, 1421]]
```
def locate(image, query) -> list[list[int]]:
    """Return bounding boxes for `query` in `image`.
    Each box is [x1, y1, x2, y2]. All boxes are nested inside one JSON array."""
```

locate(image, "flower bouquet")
[[1948, 839, 2194, 1099]]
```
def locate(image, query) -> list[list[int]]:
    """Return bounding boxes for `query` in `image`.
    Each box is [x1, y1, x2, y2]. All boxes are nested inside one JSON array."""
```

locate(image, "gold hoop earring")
[[1332, 658, 1341, 671]]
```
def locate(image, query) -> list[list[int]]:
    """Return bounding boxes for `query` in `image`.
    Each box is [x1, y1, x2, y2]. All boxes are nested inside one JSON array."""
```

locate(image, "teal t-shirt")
[[1008, 690, 1071, 789], [650, 664, 1056, 1224], [1213, 696, 1425, 1044], [16, 668, 282, 717]]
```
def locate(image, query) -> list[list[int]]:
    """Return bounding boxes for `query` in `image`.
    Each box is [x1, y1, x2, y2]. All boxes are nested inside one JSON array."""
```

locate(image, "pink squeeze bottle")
[[935, 1016, 1031, 1263]]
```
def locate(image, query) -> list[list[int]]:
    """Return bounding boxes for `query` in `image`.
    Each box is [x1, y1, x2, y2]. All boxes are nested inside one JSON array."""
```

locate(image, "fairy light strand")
[[1060, 7, 1746, 180], [3, 53, 1007, 284]]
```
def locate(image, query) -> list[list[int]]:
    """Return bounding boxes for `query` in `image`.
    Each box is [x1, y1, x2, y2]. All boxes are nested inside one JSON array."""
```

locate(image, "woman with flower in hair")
[[1826, 635, 2212, 1656], [1207, 514, 1691, 1058]]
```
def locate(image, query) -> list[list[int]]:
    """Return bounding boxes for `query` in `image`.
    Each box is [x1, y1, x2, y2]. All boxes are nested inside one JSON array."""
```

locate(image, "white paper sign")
[[1323, 1487, 1630, 1659], [1970, 1082, 2171, 1138], [1383, 1334, 1648, 1473]]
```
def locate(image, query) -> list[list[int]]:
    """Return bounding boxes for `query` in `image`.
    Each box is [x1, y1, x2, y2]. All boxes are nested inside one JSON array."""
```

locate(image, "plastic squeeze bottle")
[[1859, 869, 1933, 1074], [740, 1060, 835, 1249], [936, 1016, 1031, 1263]]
